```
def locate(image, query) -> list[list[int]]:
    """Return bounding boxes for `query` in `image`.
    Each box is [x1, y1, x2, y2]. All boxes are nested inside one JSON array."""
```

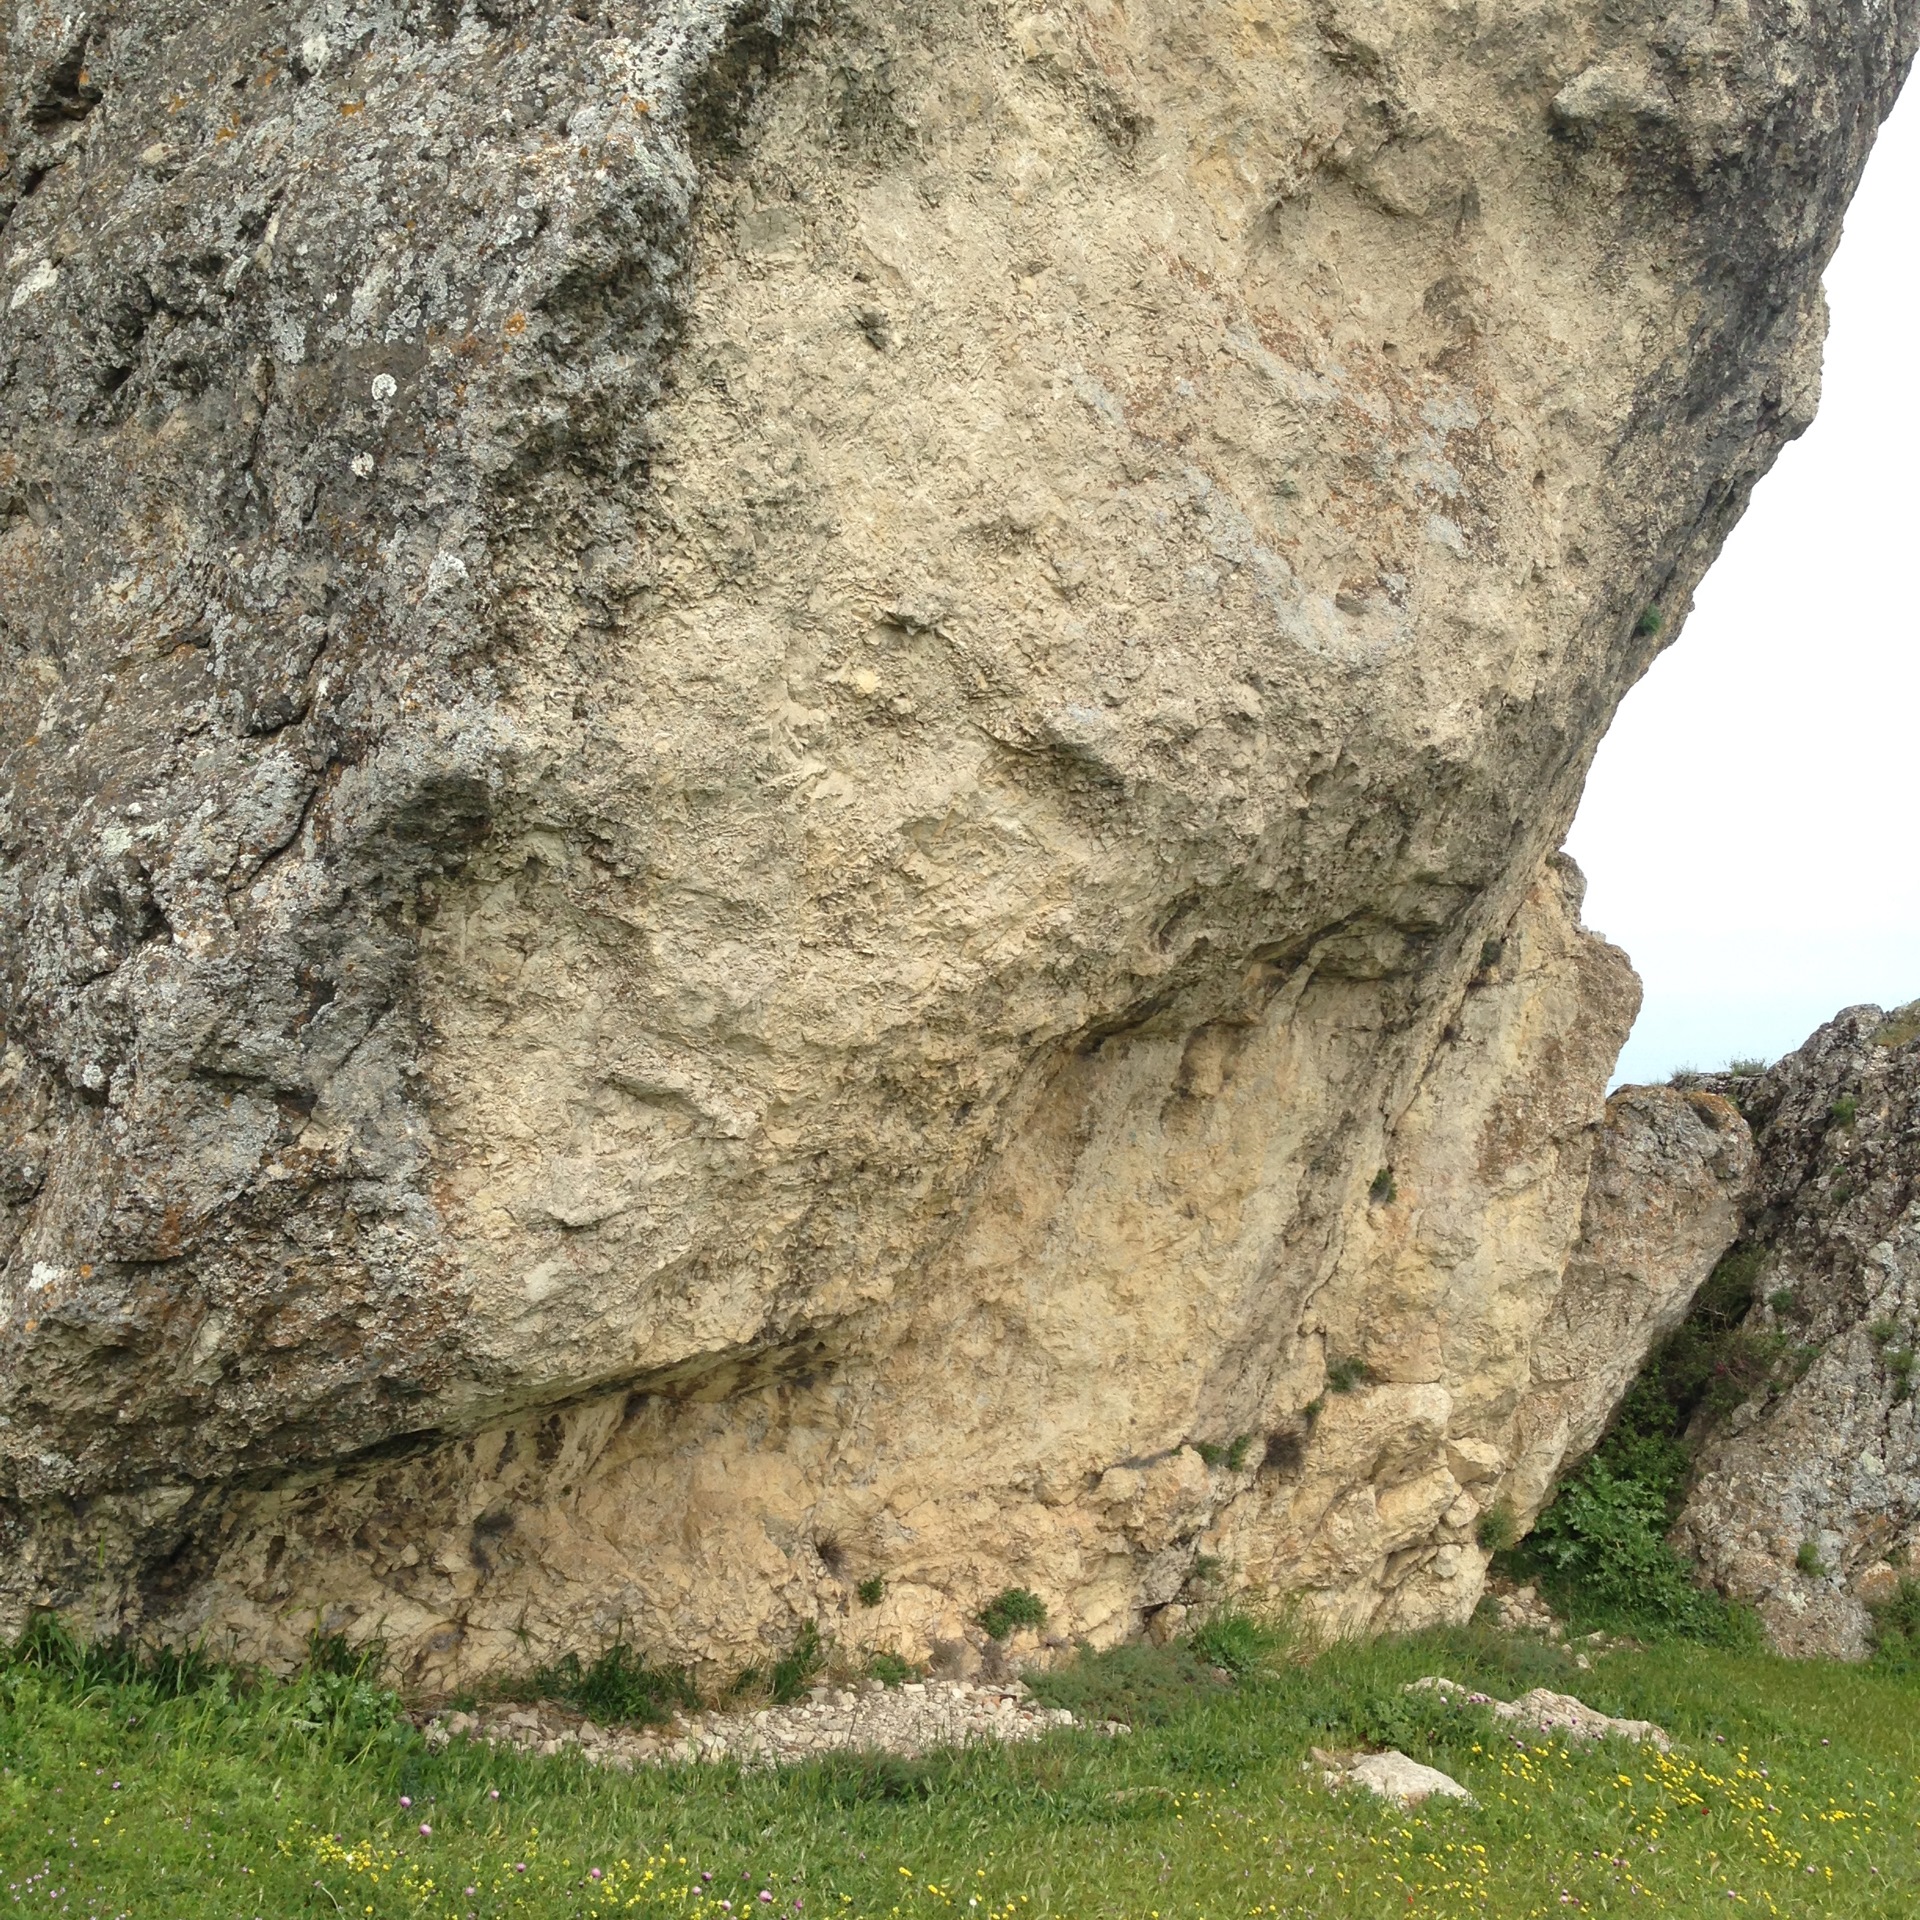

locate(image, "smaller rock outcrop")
[[1319, 1748, 1474, 1809], [1407, 1676, 1670, 1750], [1673, 1006, 1920, 1658]]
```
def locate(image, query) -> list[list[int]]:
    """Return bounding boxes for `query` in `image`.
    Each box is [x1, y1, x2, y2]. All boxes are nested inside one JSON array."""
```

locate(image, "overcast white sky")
[[1565, 84, 1920, 1086]]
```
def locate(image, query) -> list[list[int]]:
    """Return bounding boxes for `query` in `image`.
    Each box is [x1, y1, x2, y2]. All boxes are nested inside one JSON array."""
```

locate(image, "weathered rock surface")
[[1674, 1006, 1920, 1659], [1320, 1747, 1474, 1809], [1408, 1675, 1670, 1750], [1, 1, 1909, 1679]]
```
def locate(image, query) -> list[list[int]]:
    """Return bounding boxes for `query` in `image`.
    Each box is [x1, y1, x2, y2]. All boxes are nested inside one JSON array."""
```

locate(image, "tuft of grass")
[[1634, 604, 1664, 638], [1796, 1541, 1829, 1579], [1870, 1317, 1899, 1348], [1871, 1001, 1920, 1051], [1889, 1348, 1916, 1403], [865, 1651, 916, 1687], [977, 1587, 1047, 1641], [1326, 1355, 1372, 1394], [1187, 1609, 1286, 1679], [1024, 1638, 1227, 1727], [769, 1620, 827, 1704], [1868, 1575, 1920, 1667], [1830, 1094, 1859, 1128], [1475, 1498, 1519, 1554], [1767, 1286, 1799, 1317], [856, 1574, 886, 1608], [511, 1639, 699, 1727], [1368, 1167, 1397, 1205], [1191, 1435, 1256, 1471], [1725, 1056, 1768, 1078]]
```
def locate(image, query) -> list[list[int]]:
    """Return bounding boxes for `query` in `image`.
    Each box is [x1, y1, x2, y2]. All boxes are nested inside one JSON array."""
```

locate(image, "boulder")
[[0, 0, 1910, 1677]]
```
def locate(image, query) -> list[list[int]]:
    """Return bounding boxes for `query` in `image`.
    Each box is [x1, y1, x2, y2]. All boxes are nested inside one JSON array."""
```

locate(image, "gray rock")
[[1675, 1005, 1920, 1656]]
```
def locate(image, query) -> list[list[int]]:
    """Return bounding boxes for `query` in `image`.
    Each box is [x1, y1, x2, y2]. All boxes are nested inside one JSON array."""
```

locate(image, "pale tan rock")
[[1, 0, 1897, 1675]]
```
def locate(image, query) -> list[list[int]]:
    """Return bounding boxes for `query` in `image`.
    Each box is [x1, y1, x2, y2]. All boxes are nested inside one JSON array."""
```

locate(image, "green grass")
[[5, 1617, 1919, 1919]]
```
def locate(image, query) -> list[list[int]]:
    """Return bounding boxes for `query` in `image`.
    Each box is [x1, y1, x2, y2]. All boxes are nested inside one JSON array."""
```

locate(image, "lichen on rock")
[[1, 0, 1912, 1680]]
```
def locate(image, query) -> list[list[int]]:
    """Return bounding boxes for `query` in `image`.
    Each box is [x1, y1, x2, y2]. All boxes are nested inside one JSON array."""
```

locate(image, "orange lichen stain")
[[339, 99, 364, 117], [503, 311, 528, 337], [79, 1265, 94, 1278]]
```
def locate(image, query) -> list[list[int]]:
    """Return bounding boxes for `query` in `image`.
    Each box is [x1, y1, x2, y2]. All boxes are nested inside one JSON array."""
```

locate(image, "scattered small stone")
[[422, 1678, 1107, 1771]]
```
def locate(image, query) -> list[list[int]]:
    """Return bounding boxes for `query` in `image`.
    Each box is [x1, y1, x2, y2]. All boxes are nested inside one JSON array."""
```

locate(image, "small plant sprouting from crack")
[[1476, 1498, 1518, 1554], [1326, 1356, 1372, 1394]]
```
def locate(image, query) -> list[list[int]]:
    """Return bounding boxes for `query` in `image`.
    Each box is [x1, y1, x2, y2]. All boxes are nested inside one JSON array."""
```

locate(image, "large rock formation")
[[1674, 1006, 1920, 1659], [1, 0, 1908, 1680]]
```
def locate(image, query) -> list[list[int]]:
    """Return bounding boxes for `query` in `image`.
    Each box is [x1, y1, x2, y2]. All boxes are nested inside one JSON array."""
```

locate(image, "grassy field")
[[3, 1618, 1916, 1920]]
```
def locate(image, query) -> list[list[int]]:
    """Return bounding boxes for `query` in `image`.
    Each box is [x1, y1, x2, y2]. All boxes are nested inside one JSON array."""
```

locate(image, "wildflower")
[[592, 1868, 604, 1880], [515, 1863, 527, 1873], [489, 1789, 501, 1801], [400, 1797, 412, 1809], [420, 1824, 432, 1837]]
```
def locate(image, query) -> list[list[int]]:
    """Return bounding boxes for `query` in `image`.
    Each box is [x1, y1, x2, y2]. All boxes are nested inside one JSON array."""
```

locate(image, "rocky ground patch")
[[422, 1677, 1113, 1771]]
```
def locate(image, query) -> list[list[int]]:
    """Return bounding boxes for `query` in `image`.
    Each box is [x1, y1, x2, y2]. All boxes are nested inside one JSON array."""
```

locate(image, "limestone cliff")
[[1673, 1007, 1920, 1660], [0, 0, 1909, 1680]]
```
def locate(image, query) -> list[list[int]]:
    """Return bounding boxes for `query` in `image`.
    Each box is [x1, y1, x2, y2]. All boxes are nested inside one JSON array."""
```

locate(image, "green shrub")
[[1225, 1433, 1255, 1472], [1187, 1609, 1283, 1679], [1727, 1057, 1768, 1078], [1768, 1287, 1799, 1317], [1796, 1541, 1829, 1578], [857, 1574, 886, 1607], [1868, 1576, 1920, 1668], [1368, 1168, 1396, 1205], [1326, 1356, 1371, 1393], [1520, 1457, 1749, 1644], [1475, 1498, 1518, 1553], [865, 1651, 915, 1686], [1870, 1318, 1899, 1347], [1191, 1438, 1226, 1466], [977, 1588, 1047, 1640], [1634, 605, 1663, 638], [518, 1640, 698, 1726], [769, 1621, 827, 1704], [1024, 1640, 1225, 1727], [1830, 1095, 1859, 1128]]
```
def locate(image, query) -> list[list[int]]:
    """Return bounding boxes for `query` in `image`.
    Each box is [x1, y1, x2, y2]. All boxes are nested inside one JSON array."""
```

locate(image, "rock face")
[[1674, 1007, 1920, 1660], [0, 1, 1907, 1680]]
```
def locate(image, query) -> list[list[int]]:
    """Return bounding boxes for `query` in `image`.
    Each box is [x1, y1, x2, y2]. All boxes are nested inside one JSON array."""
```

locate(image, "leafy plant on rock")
[[977, 1588, 1047, 1641]]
